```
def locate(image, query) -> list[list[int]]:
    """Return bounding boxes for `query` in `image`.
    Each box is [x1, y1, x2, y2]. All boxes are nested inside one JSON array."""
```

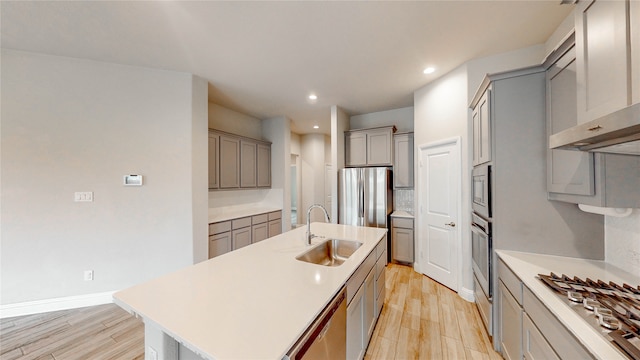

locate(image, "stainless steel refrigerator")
[[338, 167, 392, 229]]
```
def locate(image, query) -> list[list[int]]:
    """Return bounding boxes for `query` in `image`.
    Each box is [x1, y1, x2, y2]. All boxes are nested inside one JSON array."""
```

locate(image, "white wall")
[[350, 106, 414, 132], [300, 134, 330, 223], [208, 102, 262, 139], [413, 45, 544, 298], [1, 50, 208, 305], [414, 64, 471, 296], [207, 104, 279, 210], [331, 106, 349, 222], [262, 116, 291, 231], [605, 211, 640, 275]]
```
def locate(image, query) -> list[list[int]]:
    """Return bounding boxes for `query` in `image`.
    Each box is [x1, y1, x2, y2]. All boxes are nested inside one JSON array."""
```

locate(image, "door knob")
[[445, 222, 456, 227]]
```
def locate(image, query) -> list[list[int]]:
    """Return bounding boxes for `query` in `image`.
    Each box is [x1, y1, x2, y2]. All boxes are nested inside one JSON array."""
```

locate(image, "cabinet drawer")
[[268, 211, 282, 221], [523, 287, 591, 359], [209, 221, 231, 235], [392, 217, 413, 229], [346, 251, 376, 305], [252, 214, 268, 225], [232, 217, 251, 229], [523, 313, 560, 360], [498, 260, 523, 305]]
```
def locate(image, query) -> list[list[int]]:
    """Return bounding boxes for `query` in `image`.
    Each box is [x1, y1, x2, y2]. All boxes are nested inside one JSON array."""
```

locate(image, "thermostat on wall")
[[124, 175, 143, 186]]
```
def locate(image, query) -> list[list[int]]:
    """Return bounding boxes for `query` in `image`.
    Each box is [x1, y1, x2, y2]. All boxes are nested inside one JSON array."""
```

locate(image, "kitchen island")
[[114, 223, 387, 360]]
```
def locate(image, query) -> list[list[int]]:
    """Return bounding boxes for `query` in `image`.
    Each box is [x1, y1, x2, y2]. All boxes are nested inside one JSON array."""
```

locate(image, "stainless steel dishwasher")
[[285, 286, 347, 360]]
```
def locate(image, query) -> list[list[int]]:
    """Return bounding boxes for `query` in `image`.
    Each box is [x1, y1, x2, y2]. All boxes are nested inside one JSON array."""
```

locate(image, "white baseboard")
[[0, 291, 116, 318], [458, 286, 475, 302]]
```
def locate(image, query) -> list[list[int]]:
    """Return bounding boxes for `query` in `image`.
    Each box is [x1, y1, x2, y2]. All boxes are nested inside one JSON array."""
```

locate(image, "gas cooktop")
[[538, 273, 640, 360]]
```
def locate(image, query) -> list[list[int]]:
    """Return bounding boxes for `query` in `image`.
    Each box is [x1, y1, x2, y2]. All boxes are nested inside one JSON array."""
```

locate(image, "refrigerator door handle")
[[358, 174, 364, 221]]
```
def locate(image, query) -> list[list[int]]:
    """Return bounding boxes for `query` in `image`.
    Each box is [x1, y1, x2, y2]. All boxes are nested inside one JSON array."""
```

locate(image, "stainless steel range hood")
[[549, 103, 640, 155]]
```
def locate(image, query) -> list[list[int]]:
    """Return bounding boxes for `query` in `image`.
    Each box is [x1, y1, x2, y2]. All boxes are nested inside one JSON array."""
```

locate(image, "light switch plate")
[[74, 192, 93, 202]]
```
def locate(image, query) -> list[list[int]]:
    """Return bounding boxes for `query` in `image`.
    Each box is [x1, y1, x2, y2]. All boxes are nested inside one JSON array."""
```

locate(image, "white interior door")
[[418, 138, 460, 291]]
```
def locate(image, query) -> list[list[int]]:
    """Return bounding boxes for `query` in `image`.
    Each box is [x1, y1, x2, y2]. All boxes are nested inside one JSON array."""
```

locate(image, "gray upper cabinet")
[[545, 30, 640, 208], [345, 126, 395, 167], [366, 127, 393, 166], [208, 132, 219, 189], [546, 44, 595, 196], [472, 89, 491, 166], [240, 140, 257, 188], [219, 135, 240, 189], [393, 132, 413, 189], [257, 143, 271, 188], [575, 0, 636, 123], [345, 131, 367, 167], [209, 129, 271, 190]]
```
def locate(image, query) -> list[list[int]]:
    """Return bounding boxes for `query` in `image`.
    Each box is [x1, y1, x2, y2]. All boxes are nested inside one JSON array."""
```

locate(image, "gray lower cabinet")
[[346, 240, 386, 360], [268, 211, 282, 237], [252, 213, 269, 244], [498, 260, 589, 360], [499, 281, 522, 360], [209, 210, 281, 258], [393, 132, 413, 189], [347, 284, 365, 360], [391, 217, 414, 263], [208, 221, 232, 259], [232, 227, 251, 250], [523, 313, 560, 360], [209, 232, 231, 259]]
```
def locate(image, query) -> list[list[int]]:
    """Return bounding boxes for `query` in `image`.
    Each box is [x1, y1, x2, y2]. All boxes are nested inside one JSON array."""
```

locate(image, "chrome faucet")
[[306, 204, 330, 245]]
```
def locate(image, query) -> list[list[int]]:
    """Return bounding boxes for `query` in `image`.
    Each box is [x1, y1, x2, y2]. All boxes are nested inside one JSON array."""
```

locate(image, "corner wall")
[[1, 50, 207, 308]]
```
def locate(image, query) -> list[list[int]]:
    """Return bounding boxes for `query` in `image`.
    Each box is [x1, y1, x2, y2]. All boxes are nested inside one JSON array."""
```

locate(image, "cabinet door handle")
[[445, 222, 456, 227]]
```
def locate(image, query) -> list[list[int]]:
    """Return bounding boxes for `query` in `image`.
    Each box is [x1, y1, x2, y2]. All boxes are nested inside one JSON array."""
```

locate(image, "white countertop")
[[208, 205, 281, 223], [496, 250, 640, 360], [390, 210, 414, 218], [114, 223, 387, 360]]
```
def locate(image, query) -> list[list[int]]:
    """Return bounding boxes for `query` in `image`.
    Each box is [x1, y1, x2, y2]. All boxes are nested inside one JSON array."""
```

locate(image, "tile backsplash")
[[605, 209, 640, 276], [394, 189, 414, 213]]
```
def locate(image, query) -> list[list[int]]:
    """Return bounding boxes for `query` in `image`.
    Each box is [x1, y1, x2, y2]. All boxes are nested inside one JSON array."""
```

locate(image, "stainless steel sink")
[[296, 239, 363, 267]]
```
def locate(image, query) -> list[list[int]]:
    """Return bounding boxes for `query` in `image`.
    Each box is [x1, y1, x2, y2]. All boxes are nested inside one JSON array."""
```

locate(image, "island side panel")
[[145, 320, 179, 360]]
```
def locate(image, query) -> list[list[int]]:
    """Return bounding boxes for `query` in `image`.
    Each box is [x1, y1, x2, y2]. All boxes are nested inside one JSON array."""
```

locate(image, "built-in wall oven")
[[471, 163, 493, 335], [472, 164, 491, 219], [471, 212, 492, 298]]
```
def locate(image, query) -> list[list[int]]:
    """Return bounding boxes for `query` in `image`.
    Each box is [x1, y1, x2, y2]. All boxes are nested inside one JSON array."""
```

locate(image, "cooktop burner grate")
[[538, 273, 640, 360]]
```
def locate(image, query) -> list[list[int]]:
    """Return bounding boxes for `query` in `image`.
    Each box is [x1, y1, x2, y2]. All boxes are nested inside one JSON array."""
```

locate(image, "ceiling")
[[1, 1, 573, 135]]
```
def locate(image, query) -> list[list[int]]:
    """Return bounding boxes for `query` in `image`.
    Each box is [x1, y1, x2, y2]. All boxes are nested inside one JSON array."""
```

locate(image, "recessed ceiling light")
[[423, 67, 435, 74], [308, 94, 318, 100], [313, 125, 319, 129]]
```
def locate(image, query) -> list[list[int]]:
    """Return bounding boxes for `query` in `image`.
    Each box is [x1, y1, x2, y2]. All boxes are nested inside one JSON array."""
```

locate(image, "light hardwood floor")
[[1, 263, 500, 360], [366, 263, 501, 360]]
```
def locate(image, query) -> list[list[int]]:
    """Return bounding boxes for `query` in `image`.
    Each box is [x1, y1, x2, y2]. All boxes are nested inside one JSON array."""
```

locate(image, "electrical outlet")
[[74, 192, 94, 202], [84, 270, 94, 281]]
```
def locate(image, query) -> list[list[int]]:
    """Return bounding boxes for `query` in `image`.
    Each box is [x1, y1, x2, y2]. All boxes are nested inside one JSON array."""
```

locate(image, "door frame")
[[415, 136, 463, 294]]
